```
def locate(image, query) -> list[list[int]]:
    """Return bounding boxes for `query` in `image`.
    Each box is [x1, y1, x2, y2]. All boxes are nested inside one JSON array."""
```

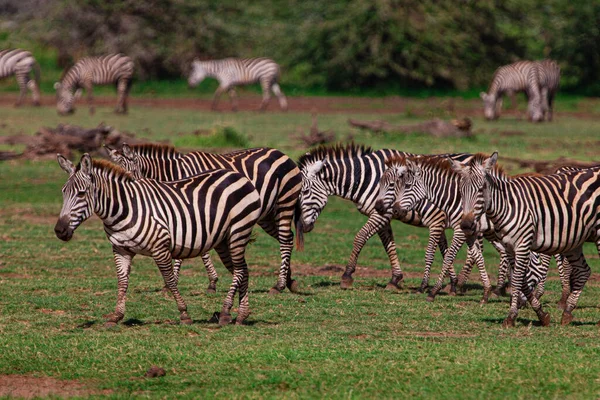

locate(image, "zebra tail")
[[294, 199, 304, 251], [32, 61, 41, 85]]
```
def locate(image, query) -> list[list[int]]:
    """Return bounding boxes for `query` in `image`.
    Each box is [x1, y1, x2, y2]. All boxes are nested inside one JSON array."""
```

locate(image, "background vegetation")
[[1, 0, 599, 95]]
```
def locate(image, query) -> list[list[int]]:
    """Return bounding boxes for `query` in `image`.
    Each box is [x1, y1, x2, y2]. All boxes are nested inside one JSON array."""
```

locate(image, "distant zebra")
[[106, 143, 302, 295], [54, 53, 134, 115], [298, 143, 482, 292], [451, 153, 600, 327], [536, 59, 560, 121], [480, 60, 543, 122], [55, 153, 261, 326], [188, 57, 287, 111], [0, 49, 41, 106]]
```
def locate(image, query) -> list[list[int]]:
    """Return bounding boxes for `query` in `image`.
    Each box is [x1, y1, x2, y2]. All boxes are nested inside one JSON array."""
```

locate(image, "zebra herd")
[[2, 48, 559, 118], [55, 141, 599, 328]]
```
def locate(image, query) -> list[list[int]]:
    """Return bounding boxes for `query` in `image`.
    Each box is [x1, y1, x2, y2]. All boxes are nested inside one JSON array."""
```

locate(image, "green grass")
[[1, 102, 600, 398]]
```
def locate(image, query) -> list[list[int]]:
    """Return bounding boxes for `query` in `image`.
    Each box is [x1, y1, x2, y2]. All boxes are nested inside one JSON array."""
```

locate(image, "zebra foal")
[[106, 143, 303, 295], [0, 49, 41, 106], [188, 58, 287, 111], [451, 153, 600, 327], [54, 53, 134, 115], [54, 153, 261, 326]]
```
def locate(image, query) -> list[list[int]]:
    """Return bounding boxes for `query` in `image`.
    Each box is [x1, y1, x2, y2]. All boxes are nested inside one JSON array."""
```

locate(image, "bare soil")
[[0, 375, 112, 398]]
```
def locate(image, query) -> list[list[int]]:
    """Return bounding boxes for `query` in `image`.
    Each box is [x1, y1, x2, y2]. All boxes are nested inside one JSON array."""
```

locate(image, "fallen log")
[[348, 117, 473, 138], [502, 156, 600, 175]]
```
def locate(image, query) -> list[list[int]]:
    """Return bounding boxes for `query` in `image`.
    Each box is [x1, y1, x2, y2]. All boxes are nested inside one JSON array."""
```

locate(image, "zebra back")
[[189, 57, 281, 86]]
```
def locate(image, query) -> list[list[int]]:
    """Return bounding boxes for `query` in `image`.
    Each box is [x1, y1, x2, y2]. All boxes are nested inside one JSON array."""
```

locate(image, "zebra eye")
[[76, 190, 87, 198]]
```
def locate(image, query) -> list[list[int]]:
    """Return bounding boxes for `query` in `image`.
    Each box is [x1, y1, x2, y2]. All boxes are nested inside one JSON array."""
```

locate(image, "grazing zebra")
[[379, 155, 555, 304], [106, 143, 302, 295], [480, 60, 543, 122], [54, 53, 134, 115], [0, 49, 41, 106], [55, 153, 261, 326], [450, 153, 600, 327], [536, 59, 560, 121], [188, 58, 287, 111], [298, 143, 477, 291]]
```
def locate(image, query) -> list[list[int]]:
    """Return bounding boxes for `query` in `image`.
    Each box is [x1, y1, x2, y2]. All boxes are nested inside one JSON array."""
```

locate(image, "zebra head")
[[106, 143, 143, 179], [188, 60, 207, 87], [54, 153, 95, 241], [527, 96, 544, 123], [480, 92, 499, 120], [392, 158, 426, 218], [449, 152, 498, 237], [374, 162, 406, 215], [54, 82, 75, 115], [299, 159, 329, 233]]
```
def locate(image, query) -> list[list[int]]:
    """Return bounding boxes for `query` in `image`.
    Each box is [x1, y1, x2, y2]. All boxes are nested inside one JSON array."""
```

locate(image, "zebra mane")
[[87, 159, 134, 181], [126, 143, 183, 159], [297, 142, 373, 169], [462, 153, 506, 176]]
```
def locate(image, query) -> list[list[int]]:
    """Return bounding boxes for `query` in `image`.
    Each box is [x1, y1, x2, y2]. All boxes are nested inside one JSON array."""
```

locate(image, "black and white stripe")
[[480, 60, 543, 122], [0, 49, 40, 106], [55, 154, 261, 326], [106, 143, 302, 295], [54, 53, 134, 115], [536, 59, 560, 121], [188, 57, 287, 111], [451, 153, 600, 327]]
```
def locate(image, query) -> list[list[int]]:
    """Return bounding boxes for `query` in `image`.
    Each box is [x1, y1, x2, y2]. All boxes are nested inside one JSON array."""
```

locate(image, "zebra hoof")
[[560, 311, 574, 326], [538, 311, 551, 327], [340, 277, 354, 290], [502, 317, 516, 328], [287, 280, 300, 293], [104, 321, 118, 328], [206, 287, 217, 295], [385, 282, 400, 292], [556, 299, 567, 311], [180, 317, 193, 325], [448, 290, 457, 297], [218, 313, 232, 326], [268, 287, 282, 295], [425, 295, 435, 302]]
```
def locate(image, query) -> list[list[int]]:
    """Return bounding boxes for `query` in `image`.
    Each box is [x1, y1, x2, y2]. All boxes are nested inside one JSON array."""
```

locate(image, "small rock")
[[145, 366, 166, 378]]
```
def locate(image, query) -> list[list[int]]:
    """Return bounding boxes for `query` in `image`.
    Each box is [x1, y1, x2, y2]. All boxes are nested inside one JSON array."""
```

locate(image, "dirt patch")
[[401, 331, 477, 338], [0, 375, 112, 398]]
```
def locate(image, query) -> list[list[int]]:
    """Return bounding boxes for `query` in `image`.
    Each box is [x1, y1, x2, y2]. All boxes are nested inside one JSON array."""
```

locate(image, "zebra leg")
[[215, 242, 251, 325], [14, 73, 27, 107], [465, 236, 492, 304], [457, 234, 483, 293], [271, 83, 288, 111], [258, 79, 272, 112], [532, 253, 551, 301], [427, 232, 463, 302], [561, 247, 591, 326], [260, 214, 298, 295], [27, 80, 41, 106], [488, 239, 510, 297], [161, 258, 183, 295], [152, 248, 192, 325], [228, 88, 239, 112], [340, 213, 392, 289], [502, 246, 530, 328], [201, 253, 219, 294], [105, 247, 134, 326], [555, 254, 571, 310], [211, 87, 226, 111], [420, 224, 446, 293], [115, 78, 130, 114], [83, 82, 95, 115], [377, 224, 404, 291], [547, 92, 555, 121]]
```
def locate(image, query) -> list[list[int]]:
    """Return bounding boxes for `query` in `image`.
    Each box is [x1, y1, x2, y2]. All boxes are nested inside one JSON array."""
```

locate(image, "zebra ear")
[[122, 143, 135, 159], [54, 82, 61, 90], [483, 152, 498, 171], [104, 145, 119, 161], [404, 158, 420, 175], [80, 153, 93, 175], [480, 92, 487, 100], [74, 89, 83, 100], [448, 157, 467, 174], [307, 159, 326, 177], [57, 154, 75, 174]]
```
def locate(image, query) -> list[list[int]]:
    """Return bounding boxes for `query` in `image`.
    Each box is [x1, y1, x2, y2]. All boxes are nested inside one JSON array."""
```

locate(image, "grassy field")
[[1, 99, 600, 398]]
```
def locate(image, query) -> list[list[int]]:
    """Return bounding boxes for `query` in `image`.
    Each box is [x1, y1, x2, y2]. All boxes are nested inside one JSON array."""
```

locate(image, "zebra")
[[106, 143, 303, 295], [54, 53, 134, 115], [55, 153, 262, 326], [298, 143, 479, 292], [480, 60, 543, 122], [0, 49, 41, 106], [188, 57, 287, 112], [379, 155, 557, 305], [536, 59, 560, 121], [450, 153, 600, 327]]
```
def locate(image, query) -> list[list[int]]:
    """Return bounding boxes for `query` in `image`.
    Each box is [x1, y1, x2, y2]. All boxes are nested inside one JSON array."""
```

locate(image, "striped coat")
[[55, 54, 134, 115], [0, 49, 41, 106], [188, 57, 287, 111], [55, 154, 261, 326], [106, 143, 302, 295], [536, 59, 560, 121]]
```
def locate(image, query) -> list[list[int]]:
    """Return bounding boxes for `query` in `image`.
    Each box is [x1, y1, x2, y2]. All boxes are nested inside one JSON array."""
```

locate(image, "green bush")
[[173, 125, 250, 150]]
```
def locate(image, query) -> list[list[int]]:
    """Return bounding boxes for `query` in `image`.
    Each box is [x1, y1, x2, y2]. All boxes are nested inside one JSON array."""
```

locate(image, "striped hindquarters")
[[489, 60, 538, 96], [536, 59, 560, 93], [0, 49, 37, 80], [60, 53, 134, 89]]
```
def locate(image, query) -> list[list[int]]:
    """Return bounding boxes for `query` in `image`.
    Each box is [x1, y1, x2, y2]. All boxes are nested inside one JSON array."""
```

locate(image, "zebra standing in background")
[[106, 143, 302, 295], [55, 153, 262, 326], [0, 49, 41, 106], [536, 59, 560, 121], [480, 60, 543, 122], [54, 53, 134, 115], [451, 153, 600, 327], [298, 143, 480, 292], [188, 57, 288, 112]]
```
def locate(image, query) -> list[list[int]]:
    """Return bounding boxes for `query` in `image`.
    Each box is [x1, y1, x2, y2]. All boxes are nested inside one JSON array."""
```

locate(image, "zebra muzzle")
[[374, 199, 388, 214], [460, 214, 477, 236], [54, 220, 73, 242]]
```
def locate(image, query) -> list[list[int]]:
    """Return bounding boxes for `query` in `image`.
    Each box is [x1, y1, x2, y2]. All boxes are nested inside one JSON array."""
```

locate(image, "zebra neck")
[[139, 157, 184, 180], [420, 168, 462, 214], [61, 68, 80, 92], [483, 171, 510, 224], [325, 154, 385, 202], [91, 171, 133, 222]]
